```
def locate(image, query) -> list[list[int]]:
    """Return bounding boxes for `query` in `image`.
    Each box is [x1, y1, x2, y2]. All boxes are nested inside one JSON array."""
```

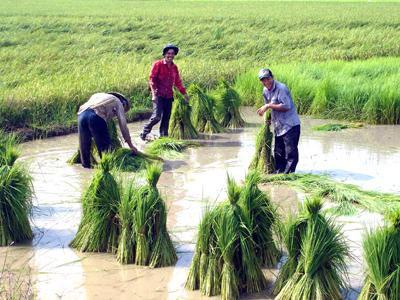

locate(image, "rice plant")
[[188, 84, 223, 134], [134, 164, 177, 267], [239, 171, 280, 267], [274, 196, 350, 300], [249, 111, 275, 174], [116, 181, 137, 264], [70, 154, 121, 253], [312, 122, 363, 132], [0, 132, 33, 246], [185, 175, 267, 299], [262, 173, 400, 215], [145, 137, 199, 159], [68, 120, 161, 171], [359, 210, 400, 300], [168, 93, 198, 140], [213, 80, 245, 129]]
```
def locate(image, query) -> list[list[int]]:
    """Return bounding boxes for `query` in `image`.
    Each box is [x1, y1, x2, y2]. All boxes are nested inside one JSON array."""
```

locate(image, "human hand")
[[257, 104, 269, 116]]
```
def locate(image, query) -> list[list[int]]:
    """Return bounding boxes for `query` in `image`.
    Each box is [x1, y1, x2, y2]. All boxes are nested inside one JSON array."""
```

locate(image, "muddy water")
[[1, 107, 399, 299]]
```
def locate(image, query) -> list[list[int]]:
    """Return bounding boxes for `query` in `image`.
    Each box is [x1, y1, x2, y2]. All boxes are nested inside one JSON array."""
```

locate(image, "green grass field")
[[1, 0, 400, 134]]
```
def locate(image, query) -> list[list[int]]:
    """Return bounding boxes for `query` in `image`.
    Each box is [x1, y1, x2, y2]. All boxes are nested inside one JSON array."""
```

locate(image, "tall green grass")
[[1, 0, 400, 132], [235, 58, 400, 124]]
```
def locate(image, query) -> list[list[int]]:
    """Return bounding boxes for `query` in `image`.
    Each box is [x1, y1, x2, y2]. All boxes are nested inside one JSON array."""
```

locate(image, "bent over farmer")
[[77, 92, 138, 168], [140, 44, 190, 140], [256, 68, 301, 174]]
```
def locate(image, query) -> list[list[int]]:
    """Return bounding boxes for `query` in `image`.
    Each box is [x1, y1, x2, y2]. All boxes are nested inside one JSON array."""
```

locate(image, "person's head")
[[108, 92, 131, 112], [258, 68, 274, 90], [162, 44, 179, 63]]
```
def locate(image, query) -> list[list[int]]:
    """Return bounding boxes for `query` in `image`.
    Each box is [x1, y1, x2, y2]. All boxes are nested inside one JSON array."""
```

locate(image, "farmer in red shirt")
[[140, 44, 190, 140]]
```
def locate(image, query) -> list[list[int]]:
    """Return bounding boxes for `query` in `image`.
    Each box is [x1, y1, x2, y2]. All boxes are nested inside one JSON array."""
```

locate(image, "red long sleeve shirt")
[[149, 59, 186, 99]]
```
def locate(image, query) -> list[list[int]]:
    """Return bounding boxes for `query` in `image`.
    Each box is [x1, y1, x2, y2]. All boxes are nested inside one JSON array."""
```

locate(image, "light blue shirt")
[[263, 80, 300, 136]]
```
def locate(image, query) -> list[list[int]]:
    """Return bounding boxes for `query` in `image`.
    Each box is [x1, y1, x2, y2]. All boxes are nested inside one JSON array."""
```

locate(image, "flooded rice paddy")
[[1, 108, 399, 299]]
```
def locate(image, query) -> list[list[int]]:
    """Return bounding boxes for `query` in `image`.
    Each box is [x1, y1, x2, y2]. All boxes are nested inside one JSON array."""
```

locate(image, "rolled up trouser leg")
[[88, 110, 111, 158], [142, 98, 162, 136], [78, 110, 93, 168], [283, 125, 300, 174]]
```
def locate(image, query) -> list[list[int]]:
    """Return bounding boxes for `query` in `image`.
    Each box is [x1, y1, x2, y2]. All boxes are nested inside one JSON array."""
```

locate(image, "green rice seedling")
[[249, 111, 275, 174], [239, 171, 280, 267], [0, 164, 33, 246], [312, 123, 363, 132], [145, 137, 199, 159], [70, 154, 121, 253], [185, 208, 218, 291], [134, 164, 177, 267], [186, 175, 267, 299], [116, 181, 137, 264], [109, 148, 162, 172], [188, 84, 223, 134], [359, 210, 400, 300], [213, 80, 245, 129], [262, 173, 400, 215], [0, 131, 33, 246], [274, 196, 349, 300], [0, 132, 20, 167], [169, 93, 198, 140]]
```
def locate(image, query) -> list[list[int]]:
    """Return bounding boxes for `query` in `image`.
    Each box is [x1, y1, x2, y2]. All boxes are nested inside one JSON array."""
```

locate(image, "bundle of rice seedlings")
[[239, 171, 280, 267], [359, 210, 400, 300], [70, 154, 120, 253], [274, 196, 349, 300], [116, 181, 137, 264], [109, 148, 162, 172], [214, 80, 245, 129], [249, 111, 275, 174], [312, 122, 363, 132], [169, 93, 198, 140], [134, 164, 177, 267], [185, 175, 267, 299], [145, 137, 199, 159], [0, 132, 33, 246], [188, 84, 223, 134], [68, 120, 122, 165]]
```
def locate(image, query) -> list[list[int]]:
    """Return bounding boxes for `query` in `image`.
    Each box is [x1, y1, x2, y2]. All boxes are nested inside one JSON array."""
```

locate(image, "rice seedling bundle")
[[145, 137, 199, 159], [68, 120, 161, 171], [0, 132, 33, 246], [169, 93, 198, 140], [213, 80, 245, 129], [239, 171, 280, 267], [359, 210, 400, 300], [249, 111, 275, 174], [188, 84, 223, 134], [274, 196, 349, 300], [70, 154, 121, 253], [312, 123, 363, 132], [133, 164, 177, 267], [186, 175, 267, 299]]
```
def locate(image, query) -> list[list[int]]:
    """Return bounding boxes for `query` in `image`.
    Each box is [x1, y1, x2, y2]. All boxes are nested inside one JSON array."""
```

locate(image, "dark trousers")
[[274, 125, 301, 174], [78, 108, 111, 168], [142, 96, 173, 137]]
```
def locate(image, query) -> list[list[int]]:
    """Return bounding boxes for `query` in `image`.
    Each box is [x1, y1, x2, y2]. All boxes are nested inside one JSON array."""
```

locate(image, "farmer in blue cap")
[[257, 68, 301, 173], [140, 44, 190, 141]]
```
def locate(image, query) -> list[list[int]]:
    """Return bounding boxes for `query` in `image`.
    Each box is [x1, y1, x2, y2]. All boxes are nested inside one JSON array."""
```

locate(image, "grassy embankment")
[[1, 0, 400, 137]]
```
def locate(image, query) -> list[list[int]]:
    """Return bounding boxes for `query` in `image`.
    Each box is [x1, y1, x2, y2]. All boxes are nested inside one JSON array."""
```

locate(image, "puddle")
[[1, 107, 399, 299]]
